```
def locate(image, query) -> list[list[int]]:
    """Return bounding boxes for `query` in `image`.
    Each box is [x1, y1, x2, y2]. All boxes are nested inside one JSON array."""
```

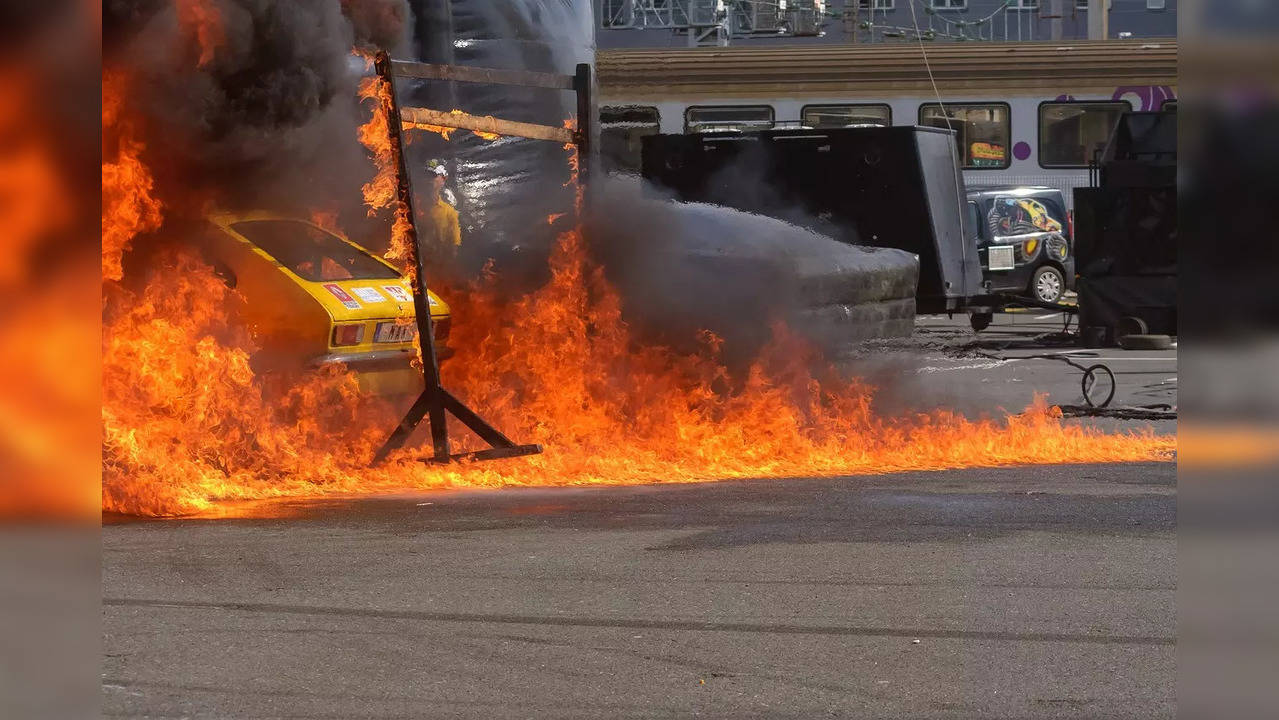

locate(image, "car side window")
[[1039, 196, 1068, 233], [988, 196, 1064, 239]]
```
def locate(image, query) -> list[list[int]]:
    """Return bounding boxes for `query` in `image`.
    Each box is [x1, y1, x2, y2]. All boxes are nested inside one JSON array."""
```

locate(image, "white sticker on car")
[[351, 286, 387, 303], [322, 283, 361, 310], [382, 285, 412, 303]]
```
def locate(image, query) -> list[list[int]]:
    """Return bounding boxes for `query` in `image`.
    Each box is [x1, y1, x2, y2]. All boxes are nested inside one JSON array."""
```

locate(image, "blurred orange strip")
[[1179, 425, 1279, 470]]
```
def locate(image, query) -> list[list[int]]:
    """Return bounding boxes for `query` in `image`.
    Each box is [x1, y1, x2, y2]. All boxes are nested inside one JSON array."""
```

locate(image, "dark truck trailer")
[[641, 126, 983, 314], [1073, 111, 1177, 346]]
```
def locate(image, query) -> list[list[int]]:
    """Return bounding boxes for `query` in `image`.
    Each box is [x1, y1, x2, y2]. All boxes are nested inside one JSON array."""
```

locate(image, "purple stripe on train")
[[1056, 86, 1176, 111]]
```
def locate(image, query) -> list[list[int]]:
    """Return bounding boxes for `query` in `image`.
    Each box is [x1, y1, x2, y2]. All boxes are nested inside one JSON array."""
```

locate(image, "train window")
[[918, 103, 1011, 169], [685, 106, 774, 133], [801, 104, 892, 128], [1038, 101, 1128, 168], [600, 105, 660, 174]]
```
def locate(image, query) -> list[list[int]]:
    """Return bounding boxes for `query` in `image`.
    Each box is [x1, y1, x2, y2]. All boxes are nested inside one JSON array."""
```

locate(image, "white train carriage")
[[597, 40, 1177, 207]]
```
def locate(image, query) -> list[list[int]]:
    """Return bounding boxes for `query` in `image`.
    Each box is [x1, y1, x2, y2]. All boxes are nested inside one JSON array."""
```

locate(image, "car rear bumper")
[[310, 346, 453, 370], [309, 346, 454, 396]]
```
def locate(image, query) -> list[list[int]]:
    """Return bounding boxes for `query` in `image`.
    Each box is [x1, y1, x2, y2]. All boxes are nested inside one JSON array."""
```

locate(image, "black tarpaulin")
[[408, 0, 594, 286]]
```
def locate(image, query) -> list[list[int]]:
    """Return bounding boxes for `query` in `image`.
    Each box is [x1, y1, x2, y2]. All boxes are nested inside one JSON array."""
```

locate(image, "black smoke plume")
[[104, 0, 411, 219]]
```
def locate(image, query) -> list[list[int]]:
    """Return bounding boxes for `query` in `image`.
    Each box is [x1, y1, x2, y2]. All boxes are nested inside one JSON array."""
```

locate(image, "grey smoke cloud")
[[583, 178, 919, 370]]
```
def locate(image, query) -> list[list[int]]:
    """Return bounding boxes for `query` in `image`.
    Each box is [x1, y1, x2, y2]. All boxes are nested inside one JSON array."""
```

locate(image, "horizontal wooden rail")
[[399, 106, 575, 144]]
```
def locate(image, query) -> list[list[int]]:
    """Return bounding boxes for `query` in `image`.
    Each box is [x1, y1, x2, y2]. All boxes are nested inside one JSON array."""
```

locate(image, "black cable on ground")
[[957, 349, 1179, 419], [970, 350, 1122, 411], [1055, 404, 1177, 421]]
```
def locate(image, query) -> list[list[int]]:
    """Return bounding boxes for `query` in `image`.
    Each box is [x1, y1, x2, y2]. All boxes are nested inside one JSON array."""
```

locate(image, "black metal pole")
[[373, 51, 450, 464], [573, 63, 593, 195], [369, 53, 554, 467]]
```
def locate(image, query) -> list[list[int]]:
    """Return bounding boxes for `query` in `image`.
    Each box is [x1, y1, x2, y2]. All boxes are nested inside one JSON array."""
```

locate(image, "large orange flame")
[[102, 72, 164, 283], [101, 55, 1175, 519], [355, 72, 418, 270], [356, 74, 397, 216], [0, 64, 99, 520], [102, 211, 1174, 517], [0, 70, 71, 285]]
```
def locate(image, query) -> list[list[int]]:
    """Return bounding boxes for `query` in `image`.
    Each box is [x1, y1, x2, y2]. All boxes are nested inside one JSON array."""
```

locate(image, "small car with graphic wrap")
[[965, 186, 1075, 304], [198, 213, 450, 395]]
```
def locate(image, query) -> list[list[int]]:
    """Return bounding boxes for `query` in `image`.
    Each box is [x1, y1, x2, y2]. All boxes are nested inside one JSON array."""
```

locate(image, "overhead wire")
[[901, 0, 1014, 41]]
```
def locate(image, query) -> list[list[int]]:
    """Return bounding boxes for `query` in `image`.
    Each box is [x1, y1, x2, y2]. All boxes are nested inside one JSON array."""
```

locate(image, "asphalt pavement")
[[850, 309, 1177, 435], [103, 312, 1177, 719]]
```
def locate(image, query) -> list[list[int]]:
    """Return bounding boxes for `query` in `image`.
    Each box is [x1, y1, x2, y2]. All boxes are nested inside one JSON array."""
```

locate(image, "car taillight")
[[1068, 210, 1075, 243], [332, 323, 365, 347]]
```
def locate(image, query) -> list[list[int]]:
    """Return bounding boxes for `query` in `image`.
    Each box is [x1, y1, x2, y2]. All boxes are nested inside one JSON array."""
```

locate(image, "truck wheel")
[[1030, 265, 1065, 304], [1116, 316, 1148, 339], [1118, 334, 1173, 351], [970, 312, 993, 332], [1082, 326, 1109, 348]]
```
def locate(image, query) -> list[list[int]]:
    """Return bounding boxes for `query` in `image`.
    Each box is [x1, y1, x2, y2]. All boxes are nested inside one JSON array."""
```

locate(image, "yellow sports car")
[[200, 212, 449, 395]]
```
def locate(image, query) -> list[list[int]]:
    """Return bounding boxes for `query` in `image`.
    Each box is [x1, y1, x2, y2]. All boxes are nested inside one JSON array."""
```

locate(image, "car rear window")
[[230, 220, 400, 282], [985, 194, 1068, 238]]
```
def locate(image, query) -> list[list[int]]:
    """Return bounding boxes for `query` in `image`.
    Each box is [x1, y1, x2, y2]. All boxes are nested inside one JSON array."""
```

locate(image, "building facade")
[[597, 0, 1177, 48]]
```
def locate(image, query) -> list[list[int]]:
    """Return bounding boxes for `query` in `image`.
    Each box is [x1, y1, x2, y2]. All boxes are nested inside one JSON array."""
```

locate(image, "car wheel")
[[1030, 265, 1065, 304]]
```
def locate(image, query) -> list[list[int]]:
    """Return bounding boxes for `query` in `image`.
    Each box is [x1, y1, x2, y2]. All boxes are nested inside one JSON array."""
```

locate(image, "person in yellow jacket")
[[425, 159, 461, 255]]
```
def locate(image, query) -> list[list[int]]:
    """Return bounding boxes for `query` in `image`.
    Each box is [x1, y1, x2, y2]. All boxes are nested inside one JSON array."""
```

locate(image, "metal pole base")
[[420, 444, 544, 465]]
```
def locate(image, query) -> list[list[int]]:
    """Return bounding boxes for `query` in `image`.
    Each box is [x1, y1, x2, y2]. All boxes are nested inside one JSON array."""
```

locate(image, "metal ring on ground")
[[1081, 364, 1116, 409]]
